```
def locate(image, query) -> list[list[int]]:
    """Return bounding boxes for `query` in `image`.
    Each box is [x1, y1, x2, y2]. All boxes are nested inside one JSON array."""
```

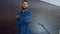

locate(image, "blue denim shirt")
[[16, 10, 32, 24]]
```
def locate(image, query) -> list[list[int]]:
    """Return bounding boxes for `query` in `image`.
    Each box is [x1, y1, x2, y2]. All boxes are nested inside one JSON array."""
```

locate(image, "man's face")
[[22, 2, 28, 10]]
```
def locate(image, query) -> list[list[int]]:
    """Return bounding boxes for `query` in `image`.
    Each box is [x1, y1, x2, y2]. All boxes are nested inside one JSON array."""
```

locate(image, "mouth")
[[22, 6, 28, 10]]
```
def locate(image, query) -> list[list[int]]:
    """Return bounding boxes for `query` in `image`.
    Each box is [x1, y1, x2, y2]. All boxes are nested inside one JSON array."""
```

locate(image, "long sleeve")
[[16, 18, 20, 25], [24, 10, 32, 22], [26, 11, 32, 20], [16, 11, 21, 25]]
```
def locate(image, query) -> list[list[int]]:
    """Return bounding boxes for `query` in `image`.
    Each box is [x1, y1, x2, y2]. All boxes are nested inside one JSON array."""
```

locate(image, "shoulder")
[[26, 10, 32, 14]]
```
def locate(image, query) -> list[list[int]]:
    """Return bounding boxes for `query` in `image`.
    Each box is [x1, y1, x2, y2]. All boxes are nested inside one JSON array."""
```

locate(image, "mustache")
[[22, 6, 28, 10]]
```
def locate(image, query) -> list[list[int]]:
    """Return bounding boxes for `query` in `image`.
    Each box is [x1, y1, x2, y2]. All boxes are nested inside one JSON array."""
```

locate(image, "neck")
[[22, 9, 26, 13]]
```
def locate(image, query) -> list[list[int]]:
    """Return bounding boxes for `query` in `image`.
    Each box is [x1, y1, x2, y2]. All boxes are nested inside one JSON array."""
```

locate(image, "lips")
[[22, 6, 28, 10]]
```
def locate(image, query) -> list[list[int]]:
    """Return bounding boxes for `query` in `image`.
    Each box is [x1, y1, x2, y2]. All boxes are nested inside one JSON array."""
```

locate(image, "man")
[[16, 0, 32, 34]]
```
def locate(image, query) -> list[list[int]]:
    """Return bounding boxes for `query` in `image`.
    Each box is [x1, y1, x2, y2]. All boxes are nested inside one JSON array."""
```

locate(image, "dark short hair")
[[22, 0, 29, 4]]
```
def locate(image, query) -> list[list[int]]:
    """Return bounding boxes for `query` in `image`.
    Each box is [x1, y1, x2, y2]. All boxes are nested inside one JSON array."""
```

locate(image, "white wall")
[[59, 30, 60, 34], [30, 0, 60, 34], [41, 0, 60, 7]]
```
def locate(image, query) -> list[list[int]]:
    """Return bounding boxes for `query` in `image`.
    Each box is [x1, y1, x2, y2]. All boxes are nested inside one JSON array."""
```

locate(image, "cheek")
[[25, 5, 28, 7], [22, 4, 28, 7], [22, 5, 24, 7]]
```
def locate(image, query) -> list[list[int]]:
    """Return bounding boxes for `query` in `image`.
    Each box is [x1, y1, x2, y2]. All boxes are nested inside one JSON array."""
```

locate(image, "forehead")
[[22, 2, 28, 4]]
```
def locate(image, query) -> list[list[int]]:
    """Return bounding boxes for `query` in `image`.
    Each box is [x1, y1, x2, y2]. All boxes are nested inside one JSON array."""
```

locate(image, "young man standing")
[[16, 0, 32, 34]]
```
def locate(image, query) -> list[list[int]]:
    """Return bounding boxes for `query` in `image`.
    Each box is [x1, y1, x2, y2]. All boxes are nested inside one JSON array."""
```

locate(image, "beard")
[[22, 6, 28, 10]]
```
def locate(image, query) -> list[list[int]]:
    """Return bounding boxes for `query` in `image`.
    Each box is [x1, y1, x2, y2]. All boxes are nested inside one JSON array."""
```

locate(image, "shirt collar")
[[21, 9, 28, 13]]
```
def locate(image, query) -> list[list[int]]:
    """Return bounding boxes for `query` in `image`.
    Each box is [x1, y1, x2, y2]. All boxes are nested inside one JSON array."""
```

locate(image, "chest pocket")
[[19, 14, 25, 21], [19, 13, 28, 22]]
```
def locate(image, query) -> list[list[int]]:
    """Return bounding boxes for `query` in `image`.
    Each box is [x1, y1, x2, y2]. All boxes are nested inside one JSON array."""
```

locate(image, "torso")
[[17, 10, 32, 23]]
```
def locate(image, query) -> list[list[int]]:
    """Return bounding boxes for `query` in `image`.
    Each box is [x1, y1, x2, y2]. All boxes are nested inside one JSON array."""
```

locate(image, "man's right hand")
[[16, 15, 20, 19], [16, 15, 18, 18]]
